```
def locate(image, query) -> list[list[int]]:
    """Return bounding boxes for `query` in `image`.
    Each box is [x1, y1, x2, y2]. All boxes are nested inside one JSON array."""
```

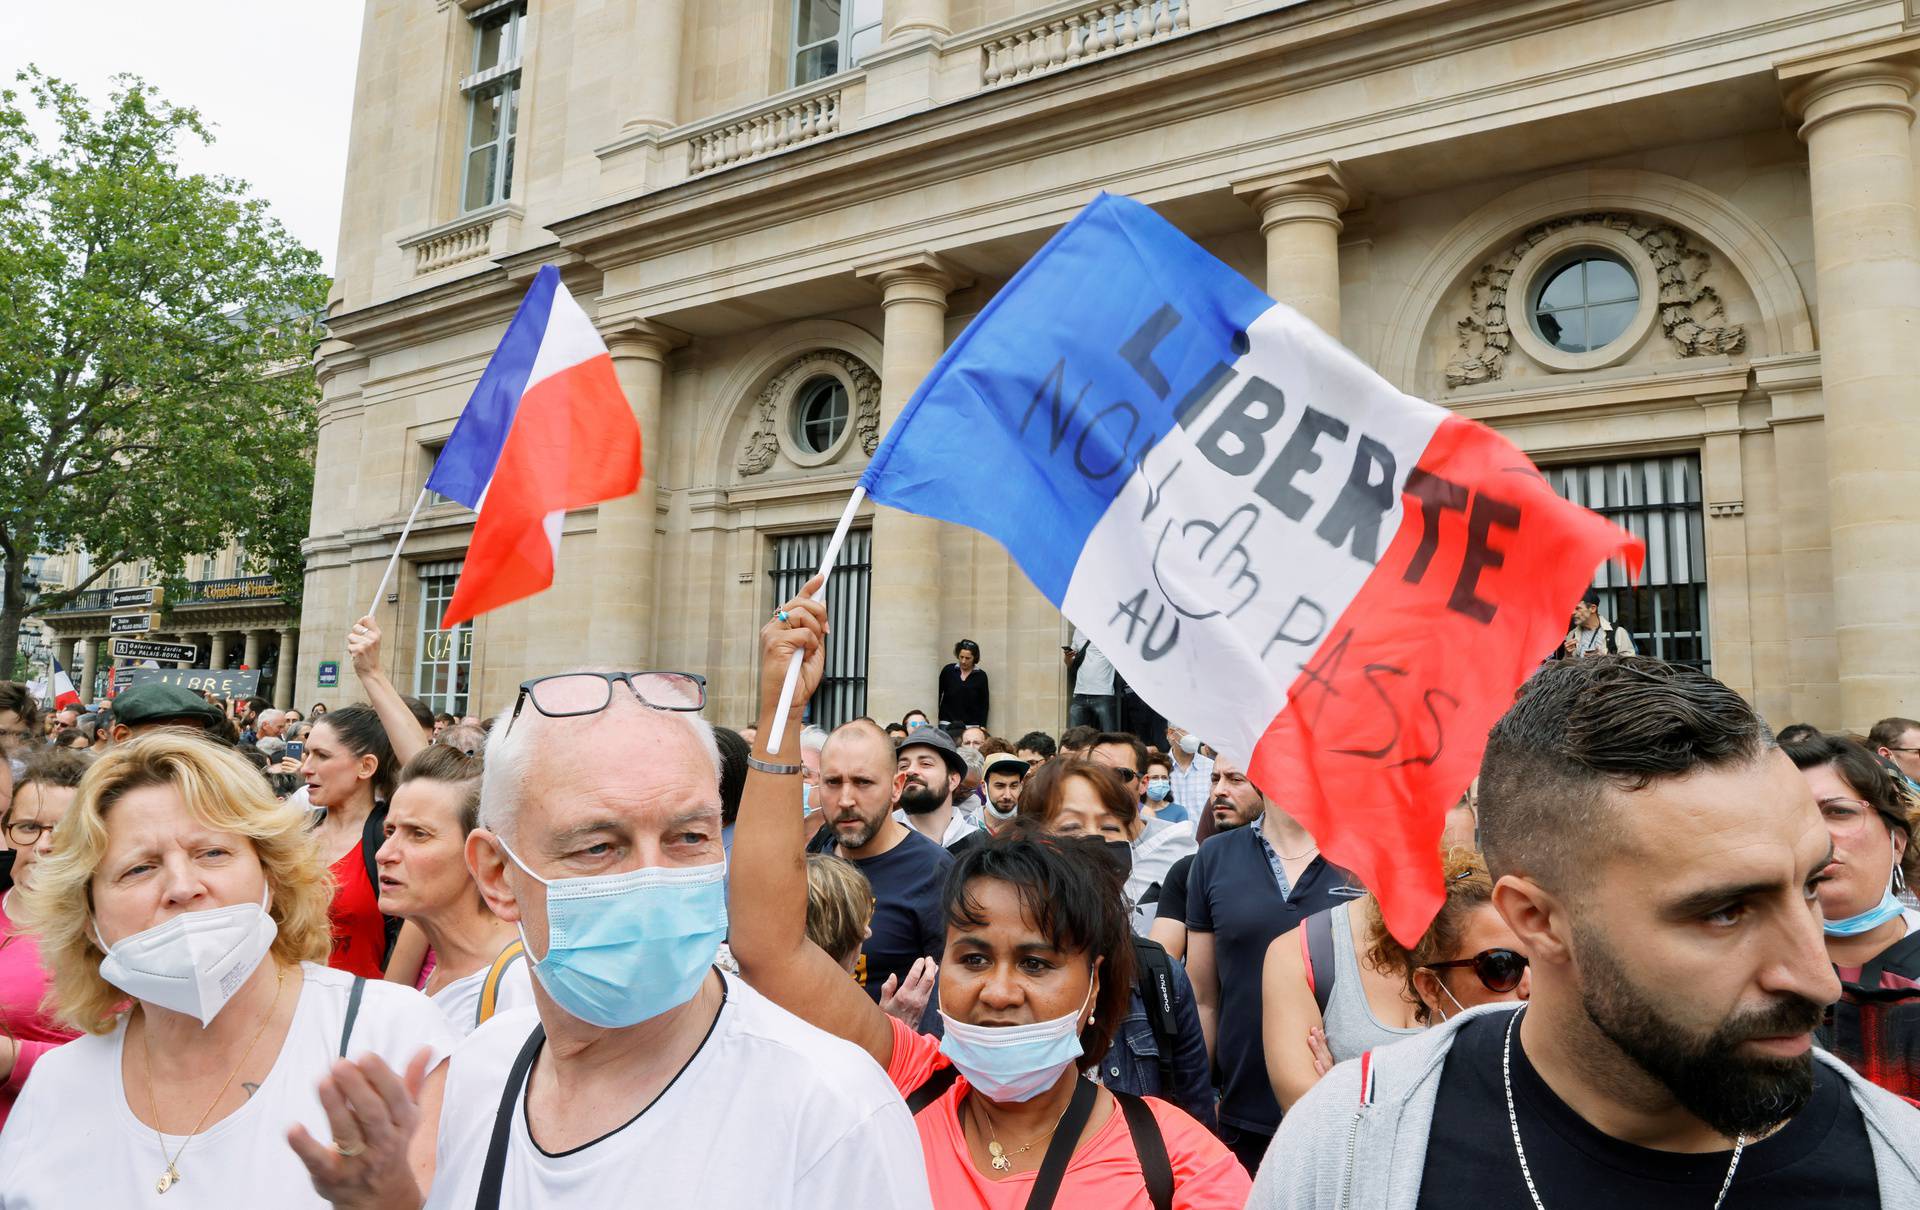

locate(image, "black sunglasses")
[[1422, 947, 1528, 993]]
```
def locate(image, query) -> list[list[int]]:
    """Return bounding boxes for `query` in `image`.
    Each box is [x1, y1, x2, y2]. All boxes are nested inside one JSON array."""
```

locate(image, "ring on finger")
[[332, 1138, 366, 1159], [774, 609, 790, 623]]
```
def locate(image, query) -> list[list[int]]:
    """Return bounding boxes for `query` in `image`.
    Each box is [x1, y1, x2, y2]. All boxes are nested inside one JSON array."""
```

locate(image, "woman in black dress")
[[937, 638, 989, 737]]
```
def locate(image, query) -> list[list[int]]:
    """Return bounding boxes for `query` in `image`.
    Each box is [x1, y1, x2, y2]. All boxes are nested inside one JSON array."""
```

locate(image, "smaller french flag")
[[49, 659, 79, 710], [427, 265, 640, 628]]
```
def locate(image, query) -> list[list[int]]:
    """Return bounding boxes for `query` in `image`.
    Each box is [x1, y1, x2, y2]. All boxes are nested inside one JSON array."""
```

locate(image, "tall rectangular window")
[[769, 530, 871, 727], [792, 0, 882, 87], [461, 1, 526, 213], [415, 561, 474, 715], [1544, 454, 1710, 670]]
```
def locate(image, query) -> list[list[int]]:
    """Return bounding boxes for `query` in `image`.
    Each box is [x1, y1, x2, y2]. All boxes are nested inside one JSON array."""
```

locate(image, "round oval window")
[[1530, 254, 1639, 354], [790, 376, 849, 454]]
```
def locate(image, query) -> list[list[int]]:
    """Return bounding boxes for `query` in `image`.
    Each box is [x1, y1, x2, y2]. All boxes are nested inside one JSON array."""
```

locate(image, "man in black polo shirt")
[[1186, 753, 1358, 1175], [1253, 658, 1920, 1208]]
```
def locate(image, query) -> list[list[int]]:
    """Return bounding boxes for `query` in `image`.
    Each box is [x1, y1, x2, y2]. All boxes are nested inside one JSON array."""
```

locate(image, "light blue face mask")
[[1825, 834, 1906, 937], [937, 984, 1092, 1102], [1825, 888, 1903, 937], [802, 782, 815, 817], [496, 837, 728, 1028], [1145, 778, 1172, 803]]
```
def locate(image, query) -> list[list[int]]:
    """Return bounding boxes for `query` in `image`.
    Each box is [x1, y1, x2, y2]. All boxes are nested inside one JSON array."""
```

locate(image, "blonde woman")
[[0, 734, 453, 1209]]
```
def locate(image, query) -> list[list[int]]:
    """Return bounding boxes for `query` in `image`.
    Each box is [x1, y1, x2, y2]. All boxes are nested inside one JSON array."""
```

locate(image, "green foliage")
[[0, 68, 326, 676]]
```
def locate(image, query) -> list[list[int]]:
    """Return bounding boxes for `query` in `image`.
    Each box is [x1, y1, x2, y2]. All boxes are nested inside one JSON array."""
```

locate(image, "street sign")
[[111, 638, 198, 663], [108, 613, 157, 636], [318, 660, 339, 688], [109, 586, 164, 610], [113, 667, 259, 699]]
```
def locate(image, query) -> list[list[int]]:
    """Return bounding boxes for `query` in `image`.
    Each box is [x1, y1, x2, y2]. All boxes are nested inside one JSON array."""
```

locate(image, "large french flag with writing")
[[860, 194, 1642, 944], [427, 265, 640, 628]]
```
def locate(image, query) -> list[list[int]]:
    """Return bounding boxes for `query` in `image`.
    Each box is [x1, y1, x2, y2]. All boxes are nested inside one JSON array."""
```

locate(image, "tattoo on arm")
[[242, 1081, 260, 1099]]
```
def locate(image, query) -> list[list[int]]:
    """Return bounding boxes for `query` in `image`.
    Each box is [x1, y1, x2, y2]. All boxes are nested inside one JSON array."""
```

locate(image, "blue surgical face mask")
[[1145, 778, 1172, 802], [1826, 833, 1907, 938], [1825, 887, 1903, 937], [938, 983, 1092, 1102], [802, 782, 815, 816], [496, 837, 727, 1028]]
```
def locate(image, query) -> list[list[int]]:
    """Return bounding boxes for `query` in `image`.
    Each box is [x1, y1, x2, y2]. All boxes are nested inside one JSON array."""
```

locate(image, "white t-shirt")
[[0, 962, 454, 1210], [1129, 815, 1198, 934], [429, 950, 536, 1038], [890, 808, 982, 849], [424, 972, 932, 1209], [1070, 627, 1116, 696]]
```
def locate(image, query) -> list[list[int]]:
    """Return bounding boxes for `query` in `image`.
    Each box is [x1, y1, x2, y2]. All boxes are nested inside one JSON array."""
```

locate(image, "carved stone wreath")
[[736, 350, 881, 476], [1445, 213, 1745, 389]]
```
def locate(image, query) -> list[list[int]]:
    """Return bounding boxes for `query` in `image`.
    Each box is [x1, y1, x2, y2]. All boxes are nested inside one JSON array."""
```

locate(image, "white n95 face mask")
[[96, 887, 278, 1027]]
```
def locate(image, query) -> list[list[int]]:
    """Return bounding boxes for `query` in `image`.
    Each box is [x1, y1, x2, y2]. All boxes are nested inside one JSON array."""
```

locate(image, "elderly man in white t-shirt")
[[412, 671, 929, 1208]]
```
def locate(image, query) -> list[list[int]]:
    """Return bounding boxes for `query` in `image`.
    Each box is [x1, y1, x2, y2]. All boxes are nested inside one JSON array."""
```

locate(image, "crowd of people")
[[0, 596, 1917, 1207]]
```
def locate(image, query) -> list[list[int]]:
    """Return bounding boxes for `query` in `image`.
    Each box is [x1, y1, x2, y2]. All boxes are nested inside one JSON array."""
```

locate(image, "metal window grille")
[[768, 530, 871, 728], [415, 560, 474, 715], [1543, 454, 1709, 671]]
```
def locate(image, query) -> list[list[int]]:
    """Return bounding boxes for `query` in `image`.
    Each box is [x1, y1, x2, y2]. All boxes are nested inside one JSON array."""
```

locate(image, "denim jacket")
[[1098, 950, 1217, 1132]]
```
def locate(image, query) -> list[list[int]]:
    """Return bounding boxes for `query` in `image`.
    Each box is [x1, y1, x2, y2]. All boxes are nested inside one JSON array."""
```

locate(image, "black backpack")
[[1302, 905, 1339, 1015], [1129, 936, 1182, 1093]]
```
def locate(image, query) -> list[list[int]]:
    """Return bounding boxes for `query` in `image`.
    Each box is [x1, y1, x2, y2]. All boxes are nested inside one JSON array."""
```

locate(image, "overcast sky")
[[4, 3, 366, 271]]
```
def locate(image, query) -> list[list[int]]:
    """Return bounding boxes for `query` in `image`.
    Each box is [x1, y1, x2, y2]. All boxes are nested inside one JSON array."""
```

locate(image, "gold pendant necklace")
[[972, 1092, 1073, 1174], [143, 966, 286, 1194]]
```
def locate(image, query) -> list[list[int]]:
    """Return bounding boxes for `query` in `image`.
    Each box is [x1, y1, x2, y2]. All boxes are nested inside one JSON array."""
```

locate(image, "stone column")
[[883, 0, 950, 42], [79, 637, 98, 703], [55, 637, 75, 677], [594, 321, 685, 667], [274, 629, 298, 709], [243, 629, 263, 671], [855, 254, 957, 724], [210, 632, 231, 671], [1786, 60, 1920, 727], [1233, 163, 1354, 337], [620, 0, 687, 135]]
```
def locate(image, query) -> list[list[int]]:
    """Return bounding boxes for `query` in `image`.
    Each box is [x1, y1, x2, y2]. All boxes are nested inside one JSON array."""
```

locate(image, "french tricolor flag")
[[860, 195, 1642, 944], [49, 659, 80, 710], [427, 265, 640, 628]]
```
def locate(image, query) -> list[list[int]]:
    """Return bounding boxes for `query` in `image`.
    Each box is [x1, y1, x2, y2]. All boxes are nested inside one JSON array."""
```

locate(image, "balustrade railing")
[[981, 0, 1190, 87], [691, 90, 843, 175]]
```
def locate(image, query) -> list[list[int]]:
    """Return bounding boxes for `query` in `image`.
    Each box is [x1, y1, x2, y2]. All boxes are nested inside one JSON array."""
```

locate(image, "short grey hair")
[[480, 676, 722, 841], [799, 725, 830, 756], [257, 709, 287, 731], [958, 744, 986, 780]]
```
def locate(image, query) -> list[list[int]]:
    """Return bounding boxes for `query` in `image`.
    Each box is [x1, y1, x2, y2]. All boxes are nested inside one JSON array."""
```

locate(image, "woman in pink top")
[[0, 750, 90, 1129], [728, 587, 1250, 1208]]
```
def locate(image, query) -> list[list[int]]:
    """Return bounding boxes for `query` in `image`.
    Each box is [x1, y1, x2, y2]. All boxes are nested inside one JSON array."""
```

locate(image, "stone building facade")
[[305, 0, 1920, 734], [35, 545, 301, 706]]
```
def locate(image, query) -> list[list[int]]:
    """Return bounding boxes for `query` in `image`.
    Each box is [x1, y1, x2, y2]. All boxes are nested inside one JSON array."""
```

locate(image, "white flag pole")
[[365, 487, 431, 619], [764, 484, 866, 755]]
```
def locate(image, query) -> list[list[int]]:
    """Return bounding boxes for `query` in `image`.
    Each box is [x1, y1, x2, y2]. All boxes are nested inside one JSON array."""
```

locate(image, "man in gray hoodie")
[[1253, 656, 1920, 1209]]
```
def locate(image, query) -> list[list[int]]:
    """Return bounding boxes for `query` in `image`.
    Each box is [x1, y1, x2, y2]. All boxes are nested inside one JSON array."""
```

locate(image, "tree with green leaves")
[[0, 69, 327, 679]]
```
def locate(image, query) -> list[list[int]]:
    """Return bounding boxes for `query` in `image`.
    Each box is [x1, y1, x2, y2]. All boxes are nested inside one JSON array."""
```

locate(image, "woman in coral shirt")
[[728, 587, 1249, 1209]]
